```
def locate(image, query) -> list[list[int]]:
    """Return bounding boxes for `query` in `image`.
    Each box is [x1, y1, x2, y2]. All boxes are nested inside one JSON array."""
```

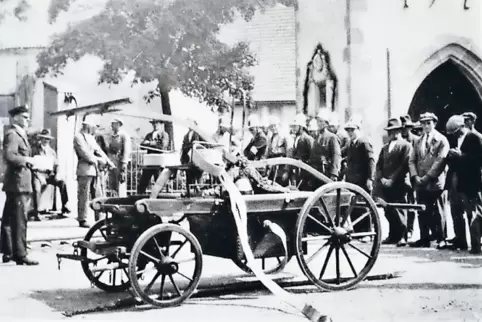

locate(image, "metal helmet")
[[307, 118, 320, 131], [291, 114, 307, 127], [446, 115, 465, 134], [316, 109, 332, 123], [247, 114, 261, 128]]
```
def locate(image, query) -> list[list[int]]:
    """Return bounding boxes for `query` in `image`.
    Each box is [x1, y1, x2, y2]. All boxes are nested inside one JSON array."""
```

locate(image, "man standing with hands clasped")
[[408, 112, 449, 249], [375, 118, 412, 246], [0, 105, 38, 265]]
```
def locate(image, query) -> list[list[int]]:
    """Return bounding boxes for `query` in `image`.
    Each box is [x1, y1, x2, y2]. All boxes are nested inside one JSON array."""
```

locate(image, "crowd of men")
[[1, 103, 481, 266], [225, 109, 482, 255]]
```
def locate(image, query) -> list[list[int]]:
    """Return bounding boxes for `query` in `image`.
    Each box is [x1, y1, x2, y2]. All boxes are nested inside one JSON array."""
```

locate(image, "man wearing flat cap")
[[445, 114, 482, 254], [409, 112, 449, 249], [462, 112, 481, 136], [105, 118, 131, 197], [138, 119, 170, 194], [400, 114, 420, 242], [31, 129, 70, 220], [375, 118, 412, 246], [0, 105, 38, 265], [344, 120, 375, 236]]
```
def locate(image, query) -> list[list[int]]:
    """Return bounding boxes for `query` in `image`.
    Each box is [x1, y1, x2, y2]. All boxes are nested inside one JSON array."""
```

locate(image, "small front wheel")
[[128, 224, 203, 307]]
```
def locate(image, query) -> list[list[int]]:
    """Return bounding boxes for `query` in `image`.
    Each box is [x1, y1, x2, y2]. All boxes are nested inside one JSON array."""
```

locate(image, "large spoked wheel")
[[80, 220, 131, 292], [128, 224, 203, 308], [295, 182, 381, 291]]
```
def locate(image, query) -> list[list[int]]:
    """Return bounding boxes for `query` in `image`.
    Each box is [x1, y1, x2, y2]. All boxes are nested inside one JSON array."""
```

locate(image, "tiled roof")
[[219, 5, 297, 102]]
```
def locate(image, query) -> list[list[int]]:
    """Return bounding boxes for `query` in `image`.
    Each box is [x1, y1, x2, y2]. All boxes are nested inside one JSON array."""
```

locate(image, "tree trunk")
[[159, 88, 174, 151]]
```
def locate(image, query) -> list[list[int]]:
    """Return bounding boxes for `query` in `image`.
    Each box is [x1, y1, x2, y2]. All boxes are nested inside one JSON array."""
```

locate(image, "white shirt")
[[421, 131, 433, 154], [388, 140, 396, 153]]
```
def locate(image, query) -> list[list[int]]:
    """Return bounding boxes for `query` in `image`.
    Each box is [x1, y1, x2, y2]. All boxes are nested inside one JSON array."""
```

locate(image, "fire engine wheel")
[[232, 236, 291, 275], [295, 182, 381, 291], [129, 223, 203, 308], [80, 220, 131, 293]]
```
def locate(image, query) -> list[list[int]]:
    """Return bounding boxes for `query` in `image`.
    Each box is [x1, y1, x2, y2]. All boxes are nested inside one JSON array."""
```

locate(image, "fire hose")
[[191, 145, 331, 322]]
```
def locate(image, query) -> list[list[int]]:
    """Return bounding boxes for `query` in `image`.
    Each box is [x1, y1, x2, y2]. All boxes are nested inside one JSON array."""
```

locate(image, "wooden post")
[[386, 48, 392, 118], [345, 0, 352, 121]]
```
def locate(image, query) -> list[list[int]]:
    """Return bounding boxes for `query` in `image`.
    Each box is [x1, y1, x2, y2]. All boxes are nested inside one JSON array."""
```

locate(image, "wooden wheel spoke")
[[348, 243, 372, 259], [318, 197, 336, 228], [140, 250, 160, 263], [112, 269, 116, 285], [168, 274, 182, 296], [99, 228, 108, 240], [335, 189, 341, 226], [351, 211, 371, 228], [159, 274, 166, 300], [171, 239, 188, 259], [350, 232, 377, 238], [144, 271, 161, 293], [335, 246, 341, 285], [152, 237, 166, 258], [276, 257, 282, 264], [341, 245, 358, 278], [340, 196, 357, 227], [319, 244, 334, 279], [176, 271, 193, 282], [94, 270, 105, 280], [307, 240, 330, 264], [307, 214, 332, 233]]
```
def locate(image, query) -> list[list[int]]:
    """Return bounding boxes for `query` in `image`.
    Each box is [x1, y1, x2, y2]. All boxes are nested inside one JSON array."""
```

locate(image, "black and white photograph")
[[0, 0, 481, 321]]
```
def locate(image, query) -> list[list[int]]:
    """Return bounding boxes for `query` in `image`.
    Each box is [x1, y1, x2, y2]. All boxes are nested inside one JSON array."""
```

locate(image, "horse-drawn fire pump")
[[56, 113, 424, 321]]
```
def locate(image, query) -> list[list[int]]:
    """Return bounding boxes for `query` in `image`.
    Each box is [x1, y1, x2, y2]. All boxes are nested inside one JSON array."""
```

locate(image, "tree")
[[36, 0, 297, 149], [0, 0, 30, 23]]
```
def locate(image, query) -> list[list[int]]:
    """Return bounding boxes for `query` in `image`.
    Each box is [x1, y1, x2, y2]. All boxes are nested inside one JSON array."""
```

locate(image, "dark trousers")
[[450, 189, 482, 252], [416, 189, 446, 242], [405, 189, 417, 235], [347, 179, 371, 233], [0, 193, 31, 259], [382, 187, 407, 242], [137, 169, 161, 194], [32, 176, 69, 212]]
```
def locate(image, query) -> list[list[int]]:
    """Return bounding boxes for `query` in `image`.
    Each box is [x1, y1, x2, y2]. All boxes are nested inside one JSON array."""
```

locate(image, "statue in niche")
[[302, 44, 337, 118]]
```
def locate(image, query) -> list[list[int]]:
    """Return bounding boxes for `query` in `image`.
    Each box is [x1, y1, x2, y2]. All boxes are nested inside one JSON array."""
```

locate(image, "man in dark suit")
[[181, 124, 203, 191], [344, 120, 375, 235], [311, 110, 341, 181], [408, 112, 449, 248], [0, 105, 38, 265], [375, 118, 412, 246], [290, 114, 313, 190], [400, 115, 420, 241], [243, 114, 268, 161], [137, 119, 170, 194], [445, 115, 482, 254]]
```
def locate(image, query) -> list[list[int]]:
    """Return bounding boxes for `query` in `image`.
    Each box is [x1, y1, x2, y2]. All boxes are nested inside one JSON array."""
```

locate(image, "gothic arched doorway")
[[408, 59, 482, 135]]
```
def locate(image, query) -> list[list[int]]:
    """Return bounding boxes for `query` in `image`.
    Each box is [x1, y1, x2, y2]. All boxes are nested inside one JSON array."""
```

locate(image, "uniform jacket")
[[408, 130, 449, 192], [292, 131, 313, 164], [244, 131, 268, 161], [309, 130, 341, 177], [141, 130, 170, 154], [345, 136, 375, 186], [445, 130, 482, 196], [105, 130, 131, 166], [376, 137, 412, 187], [337, 129, 350, 155], [74, 132, 104, 177], [267, 131, 292, 158], [181, 130, 201, 164], [402, 132, 420, 146], [2, 125, 32, 193]]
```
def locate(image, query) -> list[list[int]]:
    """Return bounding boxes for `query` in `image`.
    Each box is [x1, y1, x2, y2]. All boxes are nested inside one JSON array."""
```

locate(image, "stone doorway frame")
[[406, 43, 482, 117]]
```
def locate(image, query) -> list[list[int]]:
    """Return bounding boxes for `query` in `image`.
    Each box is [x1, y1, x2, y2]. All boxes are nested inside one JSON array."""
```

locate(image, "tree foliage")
[[37, 0, 297, 111], [0, 0, 31, 23]]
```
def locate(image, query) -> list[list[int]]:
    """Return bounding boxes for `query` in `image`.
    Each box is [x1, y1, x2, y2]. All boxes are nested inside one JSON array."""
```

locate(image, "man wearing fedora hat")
[[0, 105, 38, 265], [105, 118, 131, 197], [74, 115, 114, 228], [375, 117, 412, 246], [462, 112, 481, 136], [137, 119, 170, 194], [30, 129, 71, 220], [409, 112, 449, 248], [400, 114, 420, 242]]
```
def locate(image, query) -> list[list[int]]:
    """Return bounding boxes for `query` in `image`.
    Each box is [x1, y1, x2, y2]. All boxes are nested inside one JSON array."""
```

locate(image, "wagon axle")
[[156, 256, 179, 275]]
